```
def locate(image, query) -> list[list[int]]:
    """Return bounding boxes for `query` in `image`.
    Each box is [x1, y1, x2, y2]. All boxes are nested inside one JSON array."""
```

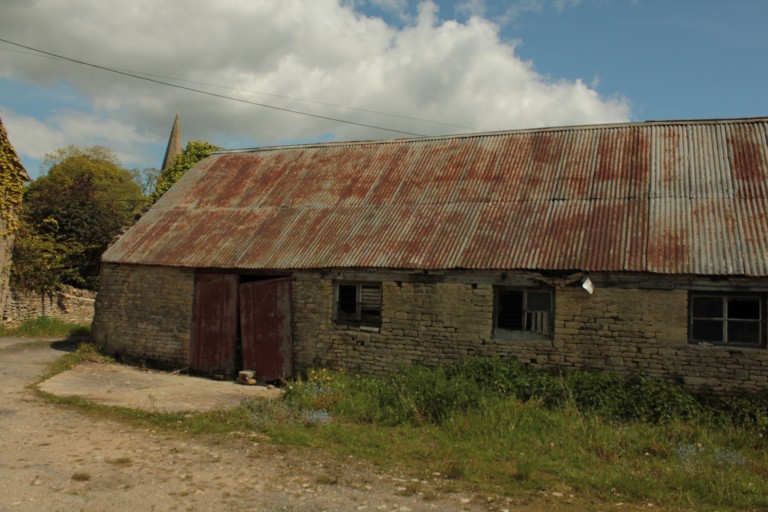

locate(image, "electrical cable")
[[0, 45, 475, 130], [0, 38, 429, 138]]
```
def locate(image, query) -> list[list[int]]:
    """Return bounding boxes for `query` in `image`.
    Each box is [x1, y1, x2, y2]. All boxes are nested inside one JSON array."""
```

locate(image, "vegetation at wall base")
[[0, 316, 91, 338], [38, 341, 108, 382], [240, 359, 768, 511]]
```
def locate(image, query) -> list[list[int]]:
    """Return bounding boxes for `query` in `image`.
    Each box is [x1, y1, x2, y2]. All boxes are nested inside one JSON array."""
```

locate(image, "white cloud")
[[0, 110, 67, 163], [456, 0, 488, 19], [0, 108, 155, 172], [0, 0, 629, 166]]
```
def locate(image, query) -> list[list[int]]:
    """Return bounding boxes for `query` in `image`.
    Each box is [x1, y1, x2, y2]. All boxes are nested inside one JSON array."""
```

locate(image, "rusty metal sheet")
[[239, 278, 293, 382], [103, 117, 768, 276]]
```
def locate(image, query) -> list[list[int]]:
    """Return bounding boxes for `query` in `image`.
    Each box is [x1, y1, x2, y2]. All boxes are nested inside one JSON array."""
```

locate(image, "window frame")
[[493, 287, 554, 340], [688, 292, 765, 347], [333, 281, 382, 329]]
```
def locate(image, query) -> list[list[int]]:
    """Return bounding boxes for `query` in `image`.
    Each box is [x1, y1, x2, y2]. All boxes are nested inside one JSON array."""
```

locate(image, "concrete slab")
[[38, 361, 282, 413]]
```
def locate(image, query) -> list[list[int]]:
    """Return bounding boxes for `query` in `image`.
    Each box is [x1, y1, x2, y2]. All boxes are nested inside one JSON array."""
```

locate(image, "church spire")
[[161, 113, 182, 171]]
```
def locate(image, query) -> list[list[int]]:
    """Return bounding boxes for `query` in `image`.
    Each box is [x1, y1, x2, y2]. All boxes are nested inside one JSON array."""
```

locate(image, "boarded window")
[[495, 288, 553, 338], [690, 293, 764, 346], [335, 282, 382, 328]]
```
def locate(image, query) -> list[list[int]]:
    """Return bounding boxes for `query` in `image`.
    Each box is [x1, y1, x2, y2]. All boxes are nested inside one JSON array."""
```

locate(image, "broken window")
[[494, 288, 553, 339], [334, 282, 382, 328], [689, 293, 764, 346]]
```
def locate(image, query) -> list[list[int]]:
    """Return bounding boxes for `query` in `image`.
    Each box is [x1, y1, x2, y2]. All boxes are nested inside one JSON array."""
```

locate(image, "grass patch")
[[0, 316, 91, 338], [239, 359, 768, 511], [37, 355, 768, 511], [71, 471, 91, 482], [106, 457, 132, 465], [38, 342, 113, 382]]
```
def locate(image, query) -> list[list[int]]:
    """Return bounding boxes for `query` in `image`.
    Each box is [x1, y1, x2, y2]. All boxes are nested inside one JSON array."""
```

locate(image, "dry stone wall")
[[293, 271, 768, 393], [2, 285, 95, 327], [293, 274, 493, 374], [92, 264, 194, 369], [0, 232, 12, 316]]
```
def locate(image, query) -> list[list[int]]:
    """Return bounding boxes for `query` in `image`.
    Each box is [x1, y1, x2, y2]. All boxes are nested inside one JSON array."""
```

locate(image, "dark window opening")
[[335, 282, 382, 328], [689, 293, 764, 347], [495, 288, 553, 338], [337, 285, 358, 317], [497, 290, 523, 330]]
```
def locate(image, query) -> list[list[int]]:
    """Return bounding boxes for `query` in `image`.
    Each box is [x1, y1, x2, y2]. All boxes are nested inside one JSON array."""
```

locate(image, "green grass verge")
[[37, 342, 112, 382], [0, 316, 91, 338], [240, 362, 768, 511], [37, 353, 768, 511]]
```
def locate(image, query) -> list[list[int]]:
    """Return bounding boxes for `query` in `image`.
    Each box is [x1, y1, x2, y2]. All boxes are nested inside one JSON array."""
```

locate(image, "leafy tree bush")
[[9, 217, 81, 293], [12, 146, 145, 291], [131, 167, 160, 196], [150, 141, 219, 203]]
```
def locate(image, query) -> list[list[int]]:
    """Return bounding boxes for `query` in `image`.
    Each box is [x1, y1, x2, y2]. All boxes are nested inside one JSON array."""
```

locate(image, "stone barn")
[[93, 117, 768, 392]]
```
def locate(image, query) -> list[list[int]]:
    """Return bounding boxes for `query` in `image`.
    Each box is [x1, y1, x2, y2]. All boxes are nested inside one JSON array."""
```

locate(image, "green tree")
[[13, 146, 145, 291], [131, 167, 160, 196], [9, 217, 82, 294], [150, 140, 219, 203]]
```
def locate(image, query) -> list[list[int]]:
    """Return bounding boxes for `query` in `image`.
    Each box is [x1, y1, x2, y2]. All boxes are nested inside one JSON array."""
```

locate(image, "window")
[[494, 288, 553, 339], [334, 282, 382, 328], [689, 293, 764, 346]]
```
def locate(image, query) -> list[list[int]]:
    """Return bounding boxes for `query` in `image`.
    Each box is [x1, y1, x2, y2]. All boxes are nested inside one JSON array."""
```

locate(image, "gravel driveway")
[[0, 339, 498, 512]]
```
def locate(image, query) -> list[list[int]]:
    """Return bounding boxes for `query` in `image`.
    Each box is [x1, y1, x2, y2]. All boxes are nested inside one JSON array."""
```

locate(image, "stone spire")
[[161, 113, 182, 171]]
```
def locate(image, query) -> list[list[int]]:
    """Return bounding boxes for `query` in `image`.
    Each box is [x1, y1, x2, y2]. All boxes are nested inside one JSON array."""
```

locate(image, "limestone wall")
[[92, 264, 194, 369], [0, 228, 14, 319], [1, 285, 95, 328], [293, 271, 768, 393], [293, 274, 493, 374], [92, 265, 768, 392]]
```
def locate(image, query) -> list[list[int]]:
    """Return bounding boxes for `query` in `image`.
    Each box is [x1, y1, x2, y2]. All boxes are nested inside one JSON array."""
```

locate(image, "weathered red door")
[[191, 273, 238, 377], [239, 277, 293, 381]]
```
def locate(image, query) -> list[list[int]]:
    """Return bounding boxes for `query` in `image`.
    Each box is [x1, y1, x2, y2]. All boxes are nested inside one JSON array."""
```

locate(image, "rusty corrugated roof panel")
[[104, 117, 768, 276]]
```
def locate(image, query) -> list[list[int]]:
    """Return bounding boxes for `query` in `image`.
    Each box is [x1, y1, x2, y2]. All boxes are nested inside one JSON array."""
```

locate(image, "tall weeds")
[[245, 357, 768, 510]]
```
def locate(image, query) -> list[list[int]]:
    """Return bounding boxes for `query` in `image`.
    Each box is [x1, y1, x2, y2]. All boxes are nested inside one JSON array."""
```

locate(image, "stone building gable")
[[0, 116, 29, 316]]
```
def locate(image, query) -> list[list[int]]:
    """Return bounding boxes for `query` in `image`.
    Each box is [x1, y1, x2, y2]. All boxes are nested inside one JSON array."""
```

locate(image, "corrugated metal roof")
[[104, 117, 768, 276]]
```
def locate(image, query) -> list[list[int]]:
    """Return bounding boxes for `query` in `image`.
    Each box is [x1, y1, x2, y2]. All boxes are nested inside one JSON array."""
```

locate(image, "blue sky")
[[1, 0, 766, 179]]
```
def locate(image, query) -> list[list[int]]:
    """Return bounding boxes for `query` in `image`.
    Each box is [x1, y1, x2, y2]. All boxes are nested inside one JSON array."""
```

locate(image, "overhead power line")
[[1, 45, 474, 131], [0, 38, 430, 138], [123, 72, 476, 132]]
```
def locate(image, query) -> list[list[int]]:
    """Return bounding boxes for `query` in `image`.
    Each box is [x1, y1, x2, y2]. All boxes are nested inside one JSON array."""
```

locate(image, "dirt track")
[[0, 339, 494, 512]]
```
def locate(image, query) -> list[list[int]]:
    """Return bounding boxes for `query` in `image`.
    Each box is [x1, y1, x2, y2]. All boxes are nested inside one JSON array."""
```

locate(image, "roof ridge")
[[214, 116, 768, 155]]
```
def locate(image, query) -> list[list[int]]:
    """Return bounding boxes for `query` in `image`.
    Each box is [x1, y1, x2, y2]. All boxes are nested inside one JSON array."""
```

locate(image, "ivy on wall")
[[0, 118, 28, 238]]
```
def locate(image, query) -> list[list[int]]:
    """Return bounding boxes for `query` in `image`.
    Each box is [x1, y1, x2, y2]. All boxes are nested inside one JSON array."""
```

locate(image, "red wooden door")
[[239, 278, 293, 381], [191, 273, 238, 377]]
